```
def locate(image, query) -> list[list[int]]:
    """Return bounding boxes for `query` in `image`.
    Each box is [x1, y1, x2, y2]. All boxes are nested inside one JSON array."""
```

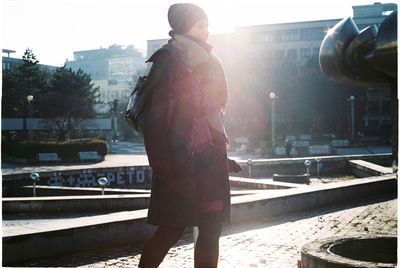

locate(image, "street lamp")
[[27, 95, 33, 140], [30, 173, 40, 197], [98, 177, 109, 195], [247, 158, 253, 178], [269, 92, 278, 149], [304, 160, 311, 184], [27, 95, 33, 116]]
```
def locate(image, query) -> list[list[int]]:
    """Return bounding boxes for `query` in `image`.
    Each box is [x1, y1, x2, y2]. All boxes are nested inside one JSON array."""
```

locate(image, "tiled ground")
[[21, 194, 397, 268]]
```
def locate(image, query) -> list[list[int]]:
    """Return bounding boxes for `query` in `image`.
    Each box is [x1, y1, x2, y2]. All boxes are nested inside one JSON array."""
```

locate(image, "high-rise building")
[[66, 45, 146, 104]]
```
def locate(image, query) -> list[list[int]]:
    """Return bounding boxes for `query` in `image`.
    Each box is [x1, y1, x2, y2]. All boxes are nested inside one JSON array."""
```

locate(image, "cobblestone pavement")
[[22, 195, 397, 268]]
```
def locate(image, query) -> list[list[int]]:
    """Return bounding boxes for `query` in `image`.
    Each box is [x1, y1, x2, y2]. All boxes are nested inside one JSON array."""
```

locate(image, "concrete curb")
[[3, 174, 396, 266], [348, 159, 393, 177], [3, 181, 278, 214], [3, 194, 150, 214]]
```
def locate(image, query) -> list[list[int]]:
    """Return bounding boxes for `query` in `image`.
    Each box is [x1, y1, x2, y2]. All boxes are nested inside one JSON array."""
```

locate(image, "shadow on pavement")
[[19, 193, 396, 267]]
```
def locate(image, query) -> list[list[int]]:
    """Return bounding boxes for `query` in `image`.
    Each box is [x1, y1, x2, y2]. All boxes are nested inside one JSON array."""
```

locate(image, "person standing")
[[139, 3, 241, 268]]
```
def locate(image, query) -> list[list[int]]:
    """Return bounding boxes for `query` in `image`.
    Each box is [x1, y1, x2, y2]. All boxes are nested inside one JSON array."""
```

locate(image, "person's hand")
[[228, 158, 243, 173]]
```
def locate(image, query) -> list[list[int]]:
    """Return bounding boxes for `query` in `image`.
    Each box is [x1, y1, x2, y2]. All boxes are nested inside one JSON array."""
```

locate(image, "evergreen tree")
[[37, 66, 100, 141], [2, 48, 47, 118]]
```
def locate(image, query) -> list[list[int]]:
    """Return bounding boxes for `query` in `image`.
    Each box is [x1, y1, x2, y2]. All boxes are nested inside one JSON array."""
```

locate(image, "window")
[[300, 28, 325, 40], [383, 119, 391, 126], [313, 47, 320, 56], [263, 33, 275, 43], [264, 49, 273, 57], [254, 35, 264, 44], [368, 101, 379, 113], [274, 49, 285, 58], [300, 48, 311, 58], [253, 32, 275, 43], [280, 31, 298, 42], [382, 101, 391, 114], [368, 119, 379, 127], [287, 49, 297, 59], [2, 62, 11, 70]]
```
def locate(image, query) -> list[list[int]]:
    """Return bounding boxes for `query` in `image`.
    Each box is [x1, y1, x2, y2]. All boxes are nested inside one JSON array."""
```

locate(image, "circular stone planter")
[[301, 235, 397, 267]]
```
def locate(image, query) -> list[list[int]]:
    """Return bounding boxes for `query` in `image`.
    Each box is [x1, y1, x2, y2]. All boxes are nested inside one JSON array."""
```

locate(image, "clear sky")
[[2, 0, 396, 66]]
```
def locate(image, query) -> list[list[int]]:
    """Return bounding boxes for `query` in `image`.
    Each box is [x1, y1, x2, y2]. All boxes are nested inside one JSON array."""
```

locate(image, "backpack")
[[125, 44, 173, 136], [125, 75, 149, 136]]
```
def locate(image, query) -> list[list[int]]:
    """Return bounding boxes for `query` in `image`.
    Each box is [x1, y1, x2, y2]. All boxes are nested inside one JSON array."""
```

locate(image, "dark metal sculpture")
[[319, 10, 398, 165], [320, 10, 397, 87]]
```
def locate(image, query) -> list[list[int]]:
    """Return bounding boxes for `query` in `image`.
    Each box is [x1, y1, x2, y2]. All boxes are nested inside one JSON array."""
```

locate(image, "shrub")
[[3, 139, 108, 159]]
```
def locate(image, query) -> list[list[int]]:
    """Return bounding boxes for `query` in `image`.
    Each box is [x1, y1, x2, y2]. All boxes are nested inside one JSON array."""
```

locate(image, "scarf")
[[170, 34, 229, 155]]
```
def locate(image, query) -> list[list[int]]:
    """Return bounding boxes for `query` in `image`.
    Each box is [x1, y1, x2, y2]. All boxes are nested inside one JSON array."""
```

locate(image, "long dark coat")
[[143, 42, 231, 227]]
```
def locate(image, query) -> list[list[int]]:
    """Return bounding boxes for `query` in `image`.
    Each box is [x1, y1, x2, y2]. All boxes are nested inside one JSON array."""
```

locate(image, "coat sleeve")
[[143, 50, 174, 177]]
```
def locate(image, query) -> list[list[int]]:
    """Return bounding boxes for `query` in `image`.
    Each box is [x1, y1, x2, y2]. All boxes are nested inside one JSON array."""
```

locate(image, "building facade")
[[2, 49, 57, 72], [65, 45, 146, 104], [146, 2, 396, 138]]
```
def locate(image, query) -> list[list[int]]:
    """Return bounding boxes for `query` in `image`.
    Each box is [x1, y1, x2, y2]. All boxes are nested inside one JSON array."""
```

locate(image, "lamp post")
[[27, 95, 33, 140], [98, 177, 109, 195], [269, 92, 277, 149], [304, 160, 311, 184], [347, 96, 355, 140], [30, 173, 40, 197], [247, 159, 253, 178]]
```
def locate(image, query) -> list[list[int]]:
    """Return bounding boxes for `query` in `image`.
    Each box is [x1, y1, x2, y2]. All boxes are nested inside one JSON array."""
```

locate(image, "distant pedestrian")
[[285, 139, 292, 158], [139, 3, 241, 268]]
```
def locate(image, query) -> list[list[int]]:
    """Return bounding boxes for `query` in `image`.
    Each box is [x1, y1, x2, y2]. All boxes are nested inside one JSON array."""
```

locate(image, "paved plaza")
[[1, 141, 391, 176], [18, 194, 397, 268]]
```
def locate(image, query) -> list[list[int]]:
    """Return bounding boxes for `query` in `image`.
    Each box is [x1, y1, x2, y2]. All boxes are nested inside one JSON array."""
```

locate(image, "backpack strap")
[[146, 44, 174, 63]]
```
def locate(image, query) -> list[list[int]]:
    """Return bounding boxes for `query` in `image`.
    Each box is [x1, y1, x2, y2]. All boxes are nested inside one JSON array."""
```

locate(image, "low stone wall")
[[229, 177, 300, 189], [348, 160, 393, 178], [3, 194, 150, 214], [230, 175, 396, 224], [2, 154, 392, 197], [3, 182, 279, 214], [233, 154, 391, 178], [3, 174, 396, 266], [272, 174, 309, 184], [3, 165, 152, 197], [13, 185, 150, 197], [3, 210, 156, 266]]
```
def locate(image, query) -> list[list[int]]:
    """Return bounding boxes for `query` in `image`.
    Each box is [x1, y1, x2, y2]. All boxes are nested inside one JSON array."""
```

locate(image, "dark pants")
[[139, 212, 223, 268]]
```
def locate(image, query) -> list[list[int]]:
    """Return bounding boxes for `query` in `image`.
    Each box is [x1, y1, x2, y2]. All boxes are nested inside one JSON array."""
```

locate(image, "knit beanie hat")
[[168, 3, 208, 37]]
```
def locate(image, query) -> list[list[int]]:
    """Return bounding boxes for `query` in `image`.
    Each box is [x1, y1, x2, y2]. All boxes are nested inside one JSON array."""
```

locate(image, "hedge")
[[2, 139, 108, 159]]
